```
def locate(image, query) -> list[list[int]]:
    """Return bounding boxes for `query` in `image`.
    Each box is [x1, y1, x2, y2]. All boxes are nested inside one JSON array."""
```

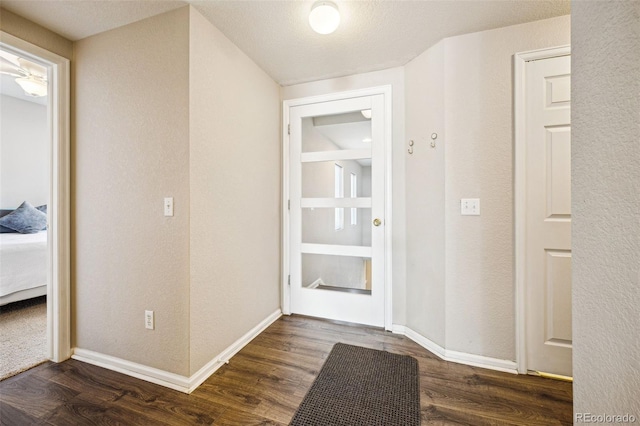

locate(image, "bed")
[[0, 231, 47, 306]]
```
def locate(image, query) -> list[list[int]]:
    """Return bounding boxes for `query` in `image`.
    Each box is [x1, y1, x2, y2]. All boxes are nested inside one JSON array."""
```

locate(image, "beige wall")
[[443, 15, 570, 359], [188, 7, 281, 375], [404, 16, 570, 360], [404, 40, 446, 346], [572, 0, 640, 415], [73, 5, 281, 377], [0, 8, 72, 59], [73, 7, 192, 375], [73, 6, 281, 377], [282, 67, 407, 324]]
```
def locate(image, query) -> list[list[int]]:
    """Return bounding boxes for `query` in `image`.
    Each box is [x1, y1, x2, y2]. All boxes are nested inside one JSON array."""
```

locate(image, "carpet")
[[290, 343, 420, 426], [0, 297, 47, 381]]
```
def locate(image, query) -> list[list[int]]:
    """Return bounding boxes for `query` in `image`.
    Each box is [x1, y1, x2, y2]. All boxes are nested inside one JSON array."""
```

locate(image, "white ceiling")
[[1, 0, 570, 86]]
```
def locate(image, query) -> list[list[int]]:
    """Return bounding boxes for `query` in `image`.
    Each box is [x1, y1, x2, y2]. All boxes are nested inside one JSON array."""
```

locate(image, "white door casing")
[[515, 47, 572, 377], [282, 87, 392, 329]]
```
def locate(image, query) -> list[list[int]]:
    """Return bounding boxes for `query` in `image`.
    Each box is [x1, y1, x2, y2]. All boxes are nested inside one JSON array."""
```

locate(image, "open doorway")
[[0, 32, 71, 379], [0, 47, 51, 379]]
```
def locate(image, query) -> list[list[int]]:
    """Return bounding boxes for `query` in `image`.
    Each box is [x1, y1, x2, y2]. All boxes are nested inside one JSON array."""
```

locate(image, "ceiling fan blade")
[[0, 59, 26, 77], [0, 50, 20, 67], [17, 58, 47, 79]]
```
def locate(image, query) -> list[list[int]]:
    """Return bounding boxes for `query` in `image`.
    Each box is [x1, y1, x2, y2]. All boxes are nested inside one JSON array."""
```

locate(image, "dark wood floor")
[[0, 315, 572, 425]]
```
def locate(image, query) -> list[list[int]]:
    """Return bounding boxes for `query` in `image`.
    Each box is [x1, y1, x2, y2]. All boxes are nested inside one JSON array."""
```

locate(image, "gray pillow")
[[36, 205, 48, 231], [0, 209, 15, 233], [0, 201, 47, 234]]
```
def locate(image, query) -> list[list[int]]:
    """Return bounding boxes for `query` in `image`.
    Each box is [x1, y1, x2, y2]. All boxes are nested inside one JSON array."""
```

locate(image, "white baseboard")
[[72, 348, 191, 392], [72, 309, 282, 393], [402, 326, 448, 360], [392, 324, 518, 374]]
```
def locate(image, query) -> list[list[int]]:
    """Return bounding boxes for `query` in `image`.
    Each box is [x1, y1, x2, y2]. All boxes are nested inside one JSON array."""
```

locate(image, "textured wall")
[[282, 67, 406, 324], [404, 16, 570, 359], [572, 0, 640, 415], [442, 16, 570, 360], [404, 40, 446, 346], [0, 95, 48, 208], [0, 8, 72, 59], [188, 7, 281, 375], [73, 8, 191, 375]]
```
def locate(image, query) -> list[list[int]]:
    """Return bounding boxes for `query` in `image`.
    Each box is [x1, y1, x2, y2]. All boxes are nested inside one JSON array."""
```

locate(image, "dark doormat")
[[289, 343, 420, 426]]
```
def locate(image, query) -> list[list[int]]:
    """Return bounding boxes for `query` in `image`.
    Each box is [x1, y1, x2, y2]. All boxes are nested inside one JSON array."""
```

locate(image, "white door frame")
[[1, 32, 71, 362], [282, 85, 393, 330], [514, 45, 570, 374]]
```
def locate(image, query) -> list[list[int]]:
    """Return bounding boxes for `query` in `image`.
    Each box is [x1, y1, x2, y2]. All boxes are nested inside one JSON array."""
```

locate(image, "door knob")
[[373, 218, 382, 227]]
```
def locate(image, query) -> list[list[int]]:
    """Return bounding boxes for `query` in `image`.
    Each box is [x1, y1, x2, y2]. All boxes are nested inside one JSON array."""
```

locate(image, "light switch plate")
[[145, 310, 154, 330], [461, 198, 480, 215], [164, 197, 174, 217]]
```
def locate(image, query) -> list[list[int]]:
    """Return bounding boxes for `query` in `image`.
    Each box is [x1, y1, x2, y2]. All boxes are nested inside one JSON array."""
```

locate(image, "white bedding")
[[0, 231, 47, 301]]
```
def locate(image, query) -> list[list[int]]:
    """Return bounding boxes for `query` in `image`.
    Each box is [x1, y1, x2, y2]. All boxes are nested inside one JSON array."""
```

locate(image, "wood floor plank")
[[0, 374, 79, 419], [48, 362, 126, 403], [191, 375, 264, 416], [0, 315, 572, 425], [30, 361, 75, 383], [0, 398, 45, 426], [213, 408, 287, 426], [112, 392, 226, 425], [42, 395, 168, 426]]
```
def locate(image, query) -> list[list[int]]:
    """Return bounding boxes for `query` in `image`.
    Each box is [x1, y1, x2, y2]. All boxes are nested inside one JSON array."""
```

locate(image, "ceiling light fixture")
[[15, 76, 47, 97], [309, 1, 340, 35]]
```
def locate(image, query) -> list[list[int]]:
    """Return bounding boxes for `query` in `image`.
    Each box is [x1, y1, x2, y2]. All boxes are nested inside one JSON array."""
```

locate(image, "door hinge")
[[288, 199, 290, 210], [287, 124, 290, 135], [288, 275, 291, 286]]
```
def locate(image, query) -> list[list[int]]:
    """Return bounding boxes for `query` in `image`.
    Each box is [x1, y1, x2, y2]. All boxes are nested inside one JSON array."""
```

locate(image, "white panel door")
[[289, 95, 385, 327], [525, 55, 572, 376]]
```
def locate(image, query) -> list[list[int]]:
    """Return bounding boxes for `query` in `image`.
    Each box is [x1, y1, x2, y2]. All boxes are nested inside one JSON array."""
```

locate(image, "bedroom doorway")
[[0, 45, 50, 379], [0, 32, 70, 377]]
